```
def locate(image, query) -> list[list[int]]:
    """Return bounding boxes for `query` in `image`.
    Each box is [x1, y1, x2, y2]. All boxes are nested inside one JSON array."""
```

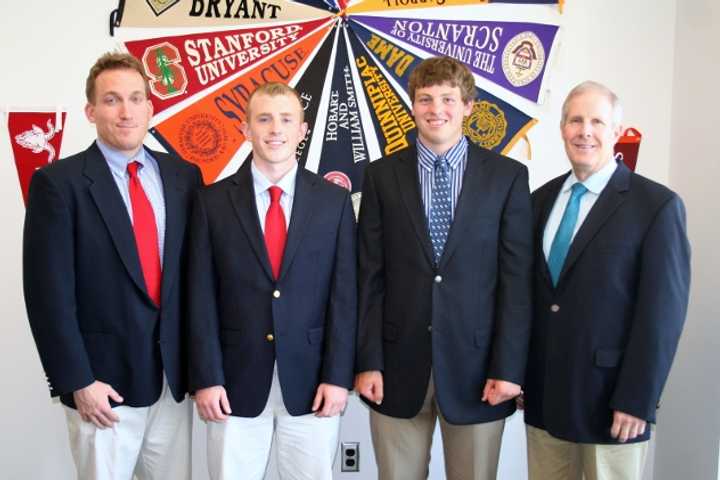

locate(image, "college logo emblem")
[[178, 113, 229, 164], [323, 171, 352, 191], [142, 42, 189, 100], [14, 119, 57, 162], [463, 101, 508, 150], [501, 31, 545, 87], [145, 0, 181, 16]]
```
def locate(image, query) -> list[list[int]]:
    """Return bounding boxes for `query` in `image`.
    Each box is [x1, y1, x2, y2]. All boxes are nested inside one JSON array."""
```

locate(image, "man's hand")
[[482, 379, 522, 406], [195, 386, 232, 422], [312, 383, 348, 417], [611, 410, 646, 443], [73, 381, 123, 428], [354, 371, 384, 405]]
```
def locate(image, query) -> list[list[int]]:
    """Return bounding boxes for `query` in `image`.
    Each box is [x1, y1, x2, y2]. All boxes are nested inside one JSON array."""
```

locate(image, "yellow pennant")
[[347, 0, 488, 15]]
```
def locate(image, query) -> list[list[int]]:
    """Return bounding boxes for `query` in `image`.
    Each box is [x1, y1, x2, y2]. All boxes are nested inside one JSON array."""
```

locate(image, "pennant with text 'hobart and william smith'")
[[114, 0, 333, 28], [5, 110, 67, 205], [151, 23, 333, 183], [350, 20, 537, 155], [352, 15, 559, 103], [124, 18, 333, 116]]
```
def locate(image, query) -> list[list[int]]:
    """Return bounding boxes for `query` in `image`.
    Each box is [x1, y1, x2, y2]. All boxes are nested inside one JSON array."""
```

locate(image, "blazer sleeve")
[[187, 190, 226, 391], [609, 194, 691, 421], [23, 169, 95, 396], [320, 192, 358, 389], [356, 165, 386, 373], [487, 164, 534, 385]]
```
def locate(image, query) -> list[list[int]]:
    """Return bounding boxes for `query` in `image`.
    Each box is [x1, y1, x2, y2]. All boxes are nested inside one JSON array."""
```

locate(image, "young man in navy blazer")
[[355, 56, 533, 480], [23, 52, 202, 479], [188, 82, 357, 480], [523, 81, 691, 479]]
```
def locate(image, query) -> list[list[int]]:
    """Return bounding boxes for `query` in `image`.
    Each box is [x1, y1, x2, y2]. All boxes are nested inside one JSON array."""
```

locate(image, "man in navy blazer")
[[23, 53, 202, 479], [523, 81, 691, 479], [355, 56, 533, 480], [188, 82, 357, 479]]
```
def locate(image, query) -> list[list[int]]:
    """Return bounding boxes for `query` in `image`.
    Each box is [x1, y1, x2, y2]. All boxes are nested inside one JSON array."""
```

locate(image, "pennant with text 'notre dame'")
[[6, 110, 67, 205], [346, 0, 563, 14], [351, 15, 559, 103], [124, 18, 333, 116], [350, 20, 537, 154], [151, 23, 333, 183], [114, 0, 333, 28]]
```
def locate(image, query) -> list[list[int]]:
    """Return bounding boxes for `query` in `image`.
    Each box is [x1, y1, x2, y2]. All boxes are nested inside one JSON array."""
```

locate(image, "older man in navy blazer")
[[523, 81, 691, 480], [23, 52, 202, 479]]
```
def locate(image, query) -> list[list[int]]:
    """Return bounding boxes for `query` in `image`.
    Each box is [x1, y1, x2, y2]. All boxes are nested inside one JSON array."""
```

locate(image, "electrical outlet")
[[340, 441, 359, 472]]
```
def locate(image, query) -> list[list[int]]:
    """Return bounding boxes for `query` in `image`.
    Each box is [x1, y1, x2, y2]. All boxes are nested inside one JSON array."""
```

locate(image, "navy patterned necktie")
[[428, 155, 452, 263]]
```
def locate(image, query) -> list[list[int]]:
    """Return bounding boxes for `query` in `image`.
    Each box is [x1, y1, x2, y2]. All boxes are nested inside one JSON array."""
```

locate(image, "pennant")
[[491, 0, 564, 12], [351, 21, 537, 154], [151, 23, 332, 183], [6, 111, 67, 205], [614, 127, 642, 172], [124, 18, 332, 116], [347, 0, 489, 15], [115, 0, 333, 28], [352, 15, 559, 103], [291, 0, 339, 11], [347, 29, 417, 158]]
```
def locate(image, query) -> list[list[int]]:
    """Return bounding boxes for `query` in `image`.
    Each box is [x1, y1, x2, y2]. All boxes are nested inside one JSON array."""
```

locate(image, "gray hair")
[[561, 81, 623, 127]]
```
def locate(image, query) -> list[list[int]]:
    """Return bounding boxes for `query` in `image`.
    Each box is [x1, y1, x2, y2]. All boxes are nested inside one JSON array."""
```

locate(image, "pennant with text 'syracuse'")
[[350, 21, 537, 154], [351, 15, 559, 103], [114, 0, 333, 28], [151, 24, 333, 183], [6, 111, 67, 205], [347, 28, 417, 158], [124, 18, 333, 116]]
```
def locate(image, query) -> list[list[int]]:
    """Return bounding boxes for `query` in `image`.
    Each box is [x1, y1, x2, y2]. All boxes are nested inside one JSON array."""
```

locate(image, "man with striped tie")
[[523, 81, 691, 480]]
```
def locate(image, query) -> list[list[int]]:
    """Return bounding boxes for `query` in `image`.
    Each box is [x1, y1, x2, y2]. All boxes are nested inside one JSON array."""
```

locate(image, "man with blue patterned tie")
[[523, 81, 691, 480], [355, 56, 533, 480]]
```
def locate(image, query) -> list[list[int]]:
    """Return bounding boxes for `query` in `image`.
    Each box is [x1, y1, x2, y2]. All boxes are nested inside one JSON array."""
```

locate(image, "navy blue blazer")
[[23, 142, 202, 408], [187, 160, 357, 417], [524, 160, 691, 444], [356, 142, 533, 424]]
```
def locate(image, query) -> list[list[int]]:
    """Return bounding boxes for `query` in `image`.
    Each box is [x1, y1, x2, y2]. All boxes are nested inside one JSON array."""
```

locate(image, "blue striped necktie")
[[428, 155, 452, 263], [547, 182, 588, 286]]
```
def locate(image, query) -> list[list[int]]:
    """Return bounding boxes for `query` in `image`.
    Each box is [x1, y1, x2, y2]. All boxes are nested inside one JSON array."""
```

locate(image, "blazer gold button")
[[427, 325, 433, 332], [273, 290, 281, 298], [550, 304, 560, 312], [266, 334, 274, 342], [434, 275, 442, 283]]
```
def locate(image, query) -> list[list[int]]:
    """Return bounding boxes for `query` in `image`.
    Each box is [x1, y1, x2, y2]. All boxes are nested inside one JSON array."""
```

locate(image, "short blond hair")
[[85, 52, 150, 103], [246, 82, 304, 121]]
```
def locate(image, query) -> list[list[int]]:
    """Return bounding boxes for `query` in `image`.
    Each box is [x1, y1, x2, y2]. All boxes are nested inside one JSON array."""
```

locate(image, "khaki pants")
[[370, 377, 505, 480], [526, 425, 648, 480]]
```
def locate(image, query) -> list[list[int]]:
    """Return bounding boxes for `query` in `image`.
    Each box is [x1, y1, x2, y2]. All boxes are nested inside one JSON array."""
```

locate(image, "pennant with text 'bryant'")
[[6, 111, 67, 205], [352, 15, 559, 103], [151, 23, 332, 183], [124, 18, 332, 116], [350, 21, 537, 154], [114, 0, 333, 28]]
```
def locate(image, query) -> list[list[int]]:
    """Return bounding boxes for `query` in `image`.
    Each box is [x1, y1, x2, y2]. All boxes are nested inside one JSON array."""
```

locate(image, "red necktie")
[[127, 161, 162, 306], [264, 186, 287, 280]]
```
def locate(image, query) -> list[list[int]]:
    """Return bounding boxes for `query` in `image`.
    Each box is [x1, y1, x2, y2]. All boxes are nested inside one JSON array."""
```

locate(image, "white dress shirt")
[[251, 161, 297, 232]]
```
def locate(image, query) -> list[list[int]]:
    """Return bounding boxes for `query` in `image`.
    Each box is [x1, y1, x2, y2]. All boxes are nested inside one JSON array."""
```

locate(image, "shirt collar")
[[417, 136, 468, 172], [251, 160, 298, 198], [562, 155, 619, 195], [96, 139, 147, 176]]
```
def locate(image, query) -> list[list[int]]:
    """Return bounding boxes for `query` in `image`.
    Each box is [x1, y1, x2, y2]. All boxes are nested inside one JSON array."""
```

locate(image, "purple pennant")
[[352, 15, 559, 103]]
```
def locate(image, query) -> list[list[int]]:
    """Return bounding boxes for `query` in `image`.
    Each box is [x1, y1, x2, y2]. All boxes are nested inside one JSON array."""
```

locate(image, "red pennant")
[[614, 127, 642, 172], [7, 111, 67, 205]]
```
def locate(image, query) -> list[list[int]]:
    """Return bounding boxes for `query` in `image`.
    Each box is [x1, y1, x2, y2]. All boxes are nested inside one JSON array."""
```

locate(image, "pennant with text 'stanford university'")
[[6, 111, 67, 205], [124, 18, 332, 115], [351, 15, 559, 103], [115, 0, 333, 28], [350, 21, 537, 154], [150, 24, 333, 183]]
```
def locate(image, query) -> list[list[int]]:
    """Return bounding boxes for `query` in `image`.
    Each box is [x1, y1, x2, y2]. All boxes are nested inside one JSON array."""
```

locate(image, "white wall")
[[0, 0, 699, 478]]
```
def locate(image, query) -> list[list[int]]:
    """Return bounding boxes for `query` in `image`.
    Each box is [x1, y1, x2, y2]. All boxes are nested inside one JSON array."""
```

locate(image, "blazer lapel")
[[394, 148, 435, 266], [84, 142, 149, 300], [278, 168, 315, 280], [154, 150, 183, 304], [229, 161, 275, 281], [558, 162, 630, 285]]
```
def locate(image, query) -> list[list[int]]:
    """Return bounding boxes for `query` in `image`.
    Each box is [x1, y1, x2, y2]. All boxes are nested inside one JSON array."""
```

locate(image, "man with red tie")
[[188, 82, 357, 479], [23, 52, 202, 479]]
